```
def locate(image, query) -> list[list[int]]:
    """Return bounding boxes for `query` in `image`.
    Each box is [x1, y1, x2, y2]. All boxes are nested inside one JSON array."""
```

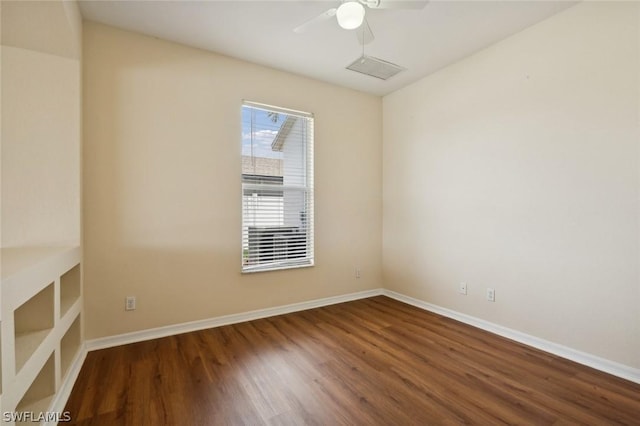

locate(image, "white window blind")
[[241, 101, 314, 272]]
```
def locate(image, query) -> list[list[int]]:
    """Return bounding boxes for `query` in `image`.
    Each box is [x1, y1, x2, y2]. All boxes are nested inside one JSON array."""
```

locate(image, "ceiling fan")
[[293, 0, 428, 45]]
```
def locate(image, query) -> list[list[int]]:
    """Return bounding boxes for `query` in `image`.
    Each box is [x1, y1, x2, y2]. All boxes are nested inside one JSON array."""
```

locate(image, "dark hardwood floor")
[[65, 296, 640, 425]]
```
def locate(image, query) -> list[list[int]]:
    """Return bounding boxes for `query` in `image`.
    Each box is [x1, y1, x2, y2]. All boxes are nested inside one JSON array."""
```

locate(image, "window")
[[241, 101, 314, 272]]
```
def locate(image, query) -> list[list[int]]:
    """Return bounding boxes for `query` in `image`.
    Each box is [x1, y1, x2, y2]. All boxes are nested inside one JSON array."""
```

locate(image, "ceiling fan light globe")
[[336, 2, 365, 30]]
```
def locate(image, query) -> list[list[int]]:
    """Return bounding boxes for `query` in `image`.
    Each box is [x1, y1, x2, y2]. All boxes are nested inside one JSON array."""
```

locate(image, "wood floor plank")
[[64, 296, 640, 425]]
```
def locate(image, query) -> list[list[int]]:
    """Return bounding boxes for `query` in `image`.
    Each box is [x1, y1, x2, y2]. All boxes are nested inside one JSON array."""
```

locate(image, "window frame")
[[241, 101, 314, 273]]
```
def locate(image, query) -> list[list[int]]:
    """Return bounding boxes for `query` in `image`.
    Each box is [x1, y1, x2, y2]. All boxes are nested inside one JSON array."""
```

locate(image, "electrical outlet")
[[486, 288, 495, 302], [458, 282, 467, 295], [355, 268, 361, 279], [125, 296, 136, 311]]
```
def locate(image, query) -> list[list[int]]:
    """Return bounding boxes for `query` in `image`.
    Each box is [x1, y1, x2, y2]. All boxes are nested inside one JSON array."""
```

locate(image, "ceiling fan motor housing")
[[336, 1, 366, 30]]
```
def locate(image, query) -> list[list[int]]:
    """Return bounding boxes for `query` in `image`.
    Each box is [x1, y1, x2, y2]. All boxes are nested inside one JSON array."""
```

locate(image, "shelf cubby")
[[60, 264, 81, 318], [14, 283, 54, 372], [16, 352, 55, 421], [60, 315, 81, 379]]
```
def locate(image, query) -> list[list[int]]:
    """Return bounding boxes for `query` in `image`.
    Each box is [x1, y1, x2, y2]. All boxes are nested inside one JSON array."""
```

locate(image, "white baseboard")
[[383, 289, 640, 385], [86, 288, 384, 351]]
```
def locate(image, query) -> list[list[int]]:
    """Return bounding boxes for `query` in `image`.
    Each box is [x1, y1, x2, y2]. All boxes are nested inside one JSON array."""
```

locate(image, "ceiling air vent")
[[346, 55, 406, 80]]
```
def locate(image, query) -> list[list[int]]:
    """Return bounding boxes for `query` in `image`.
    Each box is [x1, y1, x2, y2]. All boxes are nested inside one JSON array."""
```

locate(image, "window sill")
[[242, 260, 314, 274]]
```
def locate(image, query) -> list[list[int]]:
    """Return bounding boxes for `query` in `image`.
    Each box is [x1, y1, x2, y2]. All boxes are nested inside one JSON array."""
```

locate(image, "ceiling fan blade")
[[293, 8, 337, 34], [369, 0, 428, 9], [356, 18, 375, 45]]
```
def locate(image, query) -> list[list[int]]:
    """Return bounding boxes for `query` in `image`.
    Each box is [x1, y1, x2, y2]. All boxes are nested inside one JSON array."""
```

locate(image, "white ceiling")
[[78, 0, 577, 96]]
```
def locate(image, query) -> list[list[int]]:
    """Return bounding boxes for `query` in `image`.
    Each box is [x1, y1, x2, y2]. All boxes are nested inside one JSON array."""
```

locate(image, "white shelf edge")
[[1, 246, 79, 281]]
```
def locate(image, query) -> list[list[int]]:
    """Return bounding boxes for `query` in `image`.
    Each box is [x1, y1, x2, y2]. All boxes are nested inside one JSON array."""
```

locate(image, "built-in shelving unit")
[[0, 246, 83, 425]]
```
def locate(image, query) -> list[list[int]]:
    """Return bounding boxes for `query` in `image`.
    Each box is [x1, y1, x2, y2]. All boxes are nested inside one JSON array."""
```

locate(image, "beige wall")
[[82, 22, 382, 339], [383, 1, 640, 368], [1, 0, 81, 247]]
